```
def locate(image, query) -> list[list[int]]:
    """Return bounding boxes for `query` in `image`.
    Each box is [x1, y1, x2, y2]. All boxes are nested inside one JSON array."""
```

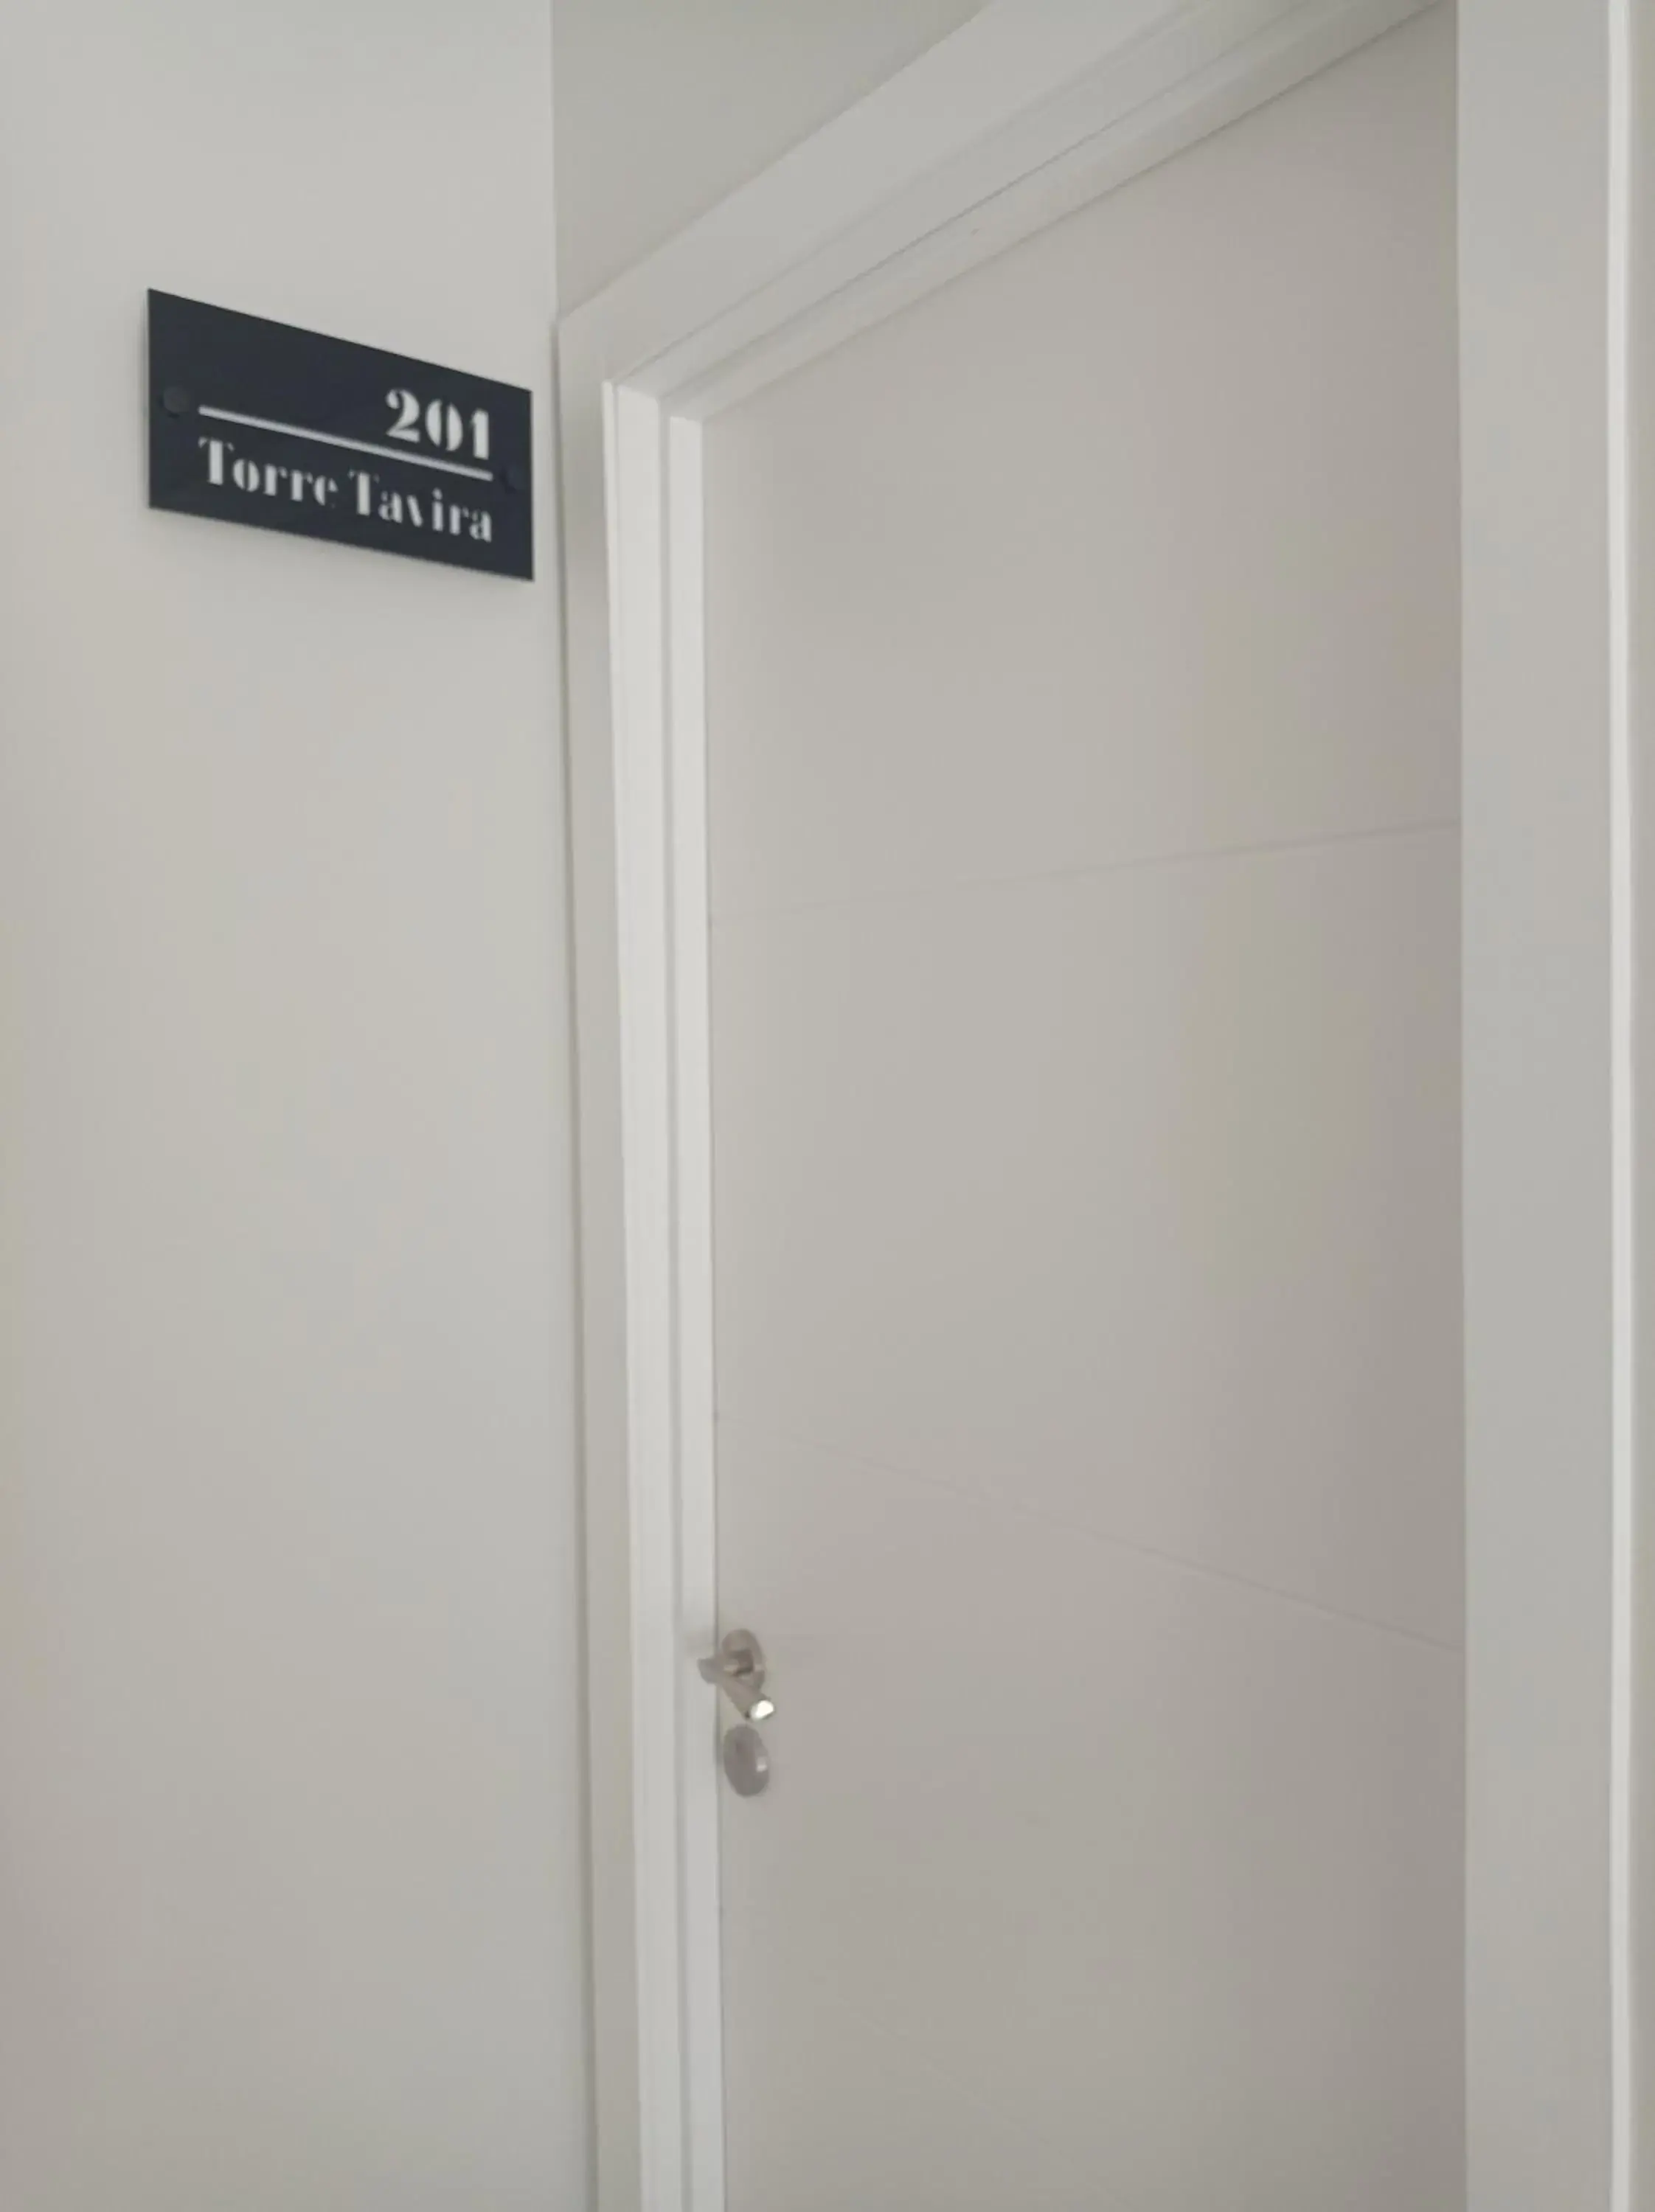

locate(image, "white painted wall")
[[552, 0, 988, 305], [0, 4, 588, 2208]]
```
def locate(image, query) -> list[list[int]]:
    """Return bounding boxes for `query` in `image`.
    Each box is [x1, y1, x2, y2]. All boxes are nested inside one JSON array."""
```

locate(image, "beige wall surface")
[[0, 4, 588, 2207], [552, 0, 988, 305]]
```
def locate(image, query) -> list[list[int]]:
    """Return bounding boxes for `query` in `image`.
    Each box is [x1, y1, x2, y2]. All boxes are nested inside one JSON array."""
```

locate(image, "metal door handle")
[[698, 1628, 774, 1721]]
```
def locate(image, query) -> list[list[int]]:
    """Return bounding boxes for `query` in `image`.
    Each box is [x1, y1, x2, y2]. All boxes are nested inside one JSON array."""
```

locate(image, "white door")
[[698, 11, 1461, 2207]]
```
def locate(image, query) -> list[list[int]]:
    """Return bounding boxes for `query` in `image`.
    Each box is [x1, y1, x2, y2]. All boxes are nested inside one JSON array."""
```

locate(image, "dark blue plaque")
[[148, 291, 532, 580]]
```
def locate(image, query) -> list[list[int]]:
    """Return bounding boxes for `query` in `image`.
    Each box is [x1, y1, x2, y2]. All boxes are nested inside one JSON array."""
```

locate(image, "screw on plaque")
[[161, 386, 194, 417], [503, 462, 530, 494]]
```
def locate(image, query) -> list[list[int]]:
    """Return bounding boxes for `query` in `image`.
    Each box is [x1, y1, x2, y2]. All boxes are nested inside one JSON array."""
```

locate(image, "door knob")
[[698, 1628, 774, 1722]]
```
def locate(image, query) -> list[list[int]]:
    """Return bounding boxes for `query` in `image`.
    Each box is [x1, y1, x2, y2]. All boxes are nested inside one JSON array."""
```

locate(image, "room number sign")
[[148, 291, 533, 579]]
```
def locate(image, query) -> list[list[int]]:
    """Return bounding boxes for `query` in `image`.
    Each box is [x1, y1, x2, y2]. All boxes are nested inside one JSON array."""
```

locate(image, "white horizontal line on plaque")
[[198, 406, 496, 482]]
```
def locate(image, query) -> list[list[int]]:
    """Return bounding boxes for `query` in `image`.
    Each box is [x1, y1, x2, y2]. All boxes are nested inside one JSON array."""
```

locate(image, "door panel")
[[705, 14, 1458, 923], [712, 832, 1460, 1646], [718, 1422, 1460, 2212], [704, 11, 1461, 2205]]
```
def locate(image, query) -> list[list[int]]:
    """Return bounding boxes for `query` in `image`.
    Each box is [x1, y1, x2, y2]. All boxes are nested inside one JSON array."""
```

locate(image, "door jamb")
[[1458, 2, 1641, 2207], [555, 2, 1641, 2205]]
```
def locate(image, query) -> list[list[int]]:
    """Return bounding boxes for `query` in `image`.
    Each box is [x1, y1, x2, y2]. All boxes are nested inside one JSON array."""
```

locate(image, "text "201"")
[[386, 389, 491, 462]]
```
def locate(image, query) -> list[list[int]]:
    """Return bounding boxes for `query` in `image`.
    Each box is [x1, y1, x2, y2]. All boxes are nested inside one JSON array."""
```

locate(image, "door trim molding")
[[556, 1, 1639, 2205], [1458, 4, 1642, 2208]]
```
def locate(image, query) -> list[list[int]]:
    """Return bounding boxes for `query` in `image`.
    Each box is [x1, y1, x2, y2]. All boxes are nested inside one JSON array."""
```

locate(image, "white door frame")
[[556, 4, 1645, 2206]]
